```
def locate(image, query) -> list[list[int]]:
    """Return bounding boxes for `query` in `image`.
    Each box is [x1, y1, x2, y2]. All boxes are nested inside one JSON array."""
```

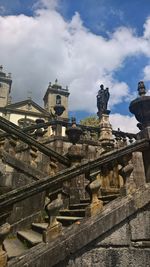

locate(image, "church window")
[[56, 95, 61, 105]]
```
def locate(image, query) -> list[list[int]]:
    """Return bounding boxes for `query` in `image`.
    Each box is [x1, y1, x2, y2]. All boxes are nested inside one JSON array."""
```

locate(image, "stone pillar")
[[55, 124, 62, 137], [67, 145, 84, 204], [99, 114, 114, 153], [54, 139, 63, 154], [136, 127, 150, 183], [66, 118, 84, 204], [129, 81, 150, 183]]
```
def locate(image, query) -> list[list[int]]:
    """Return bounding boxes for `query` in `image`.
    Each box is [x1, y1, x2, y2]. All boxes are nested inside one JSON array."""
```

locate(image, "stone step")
[[69, 203, 89, 210], [56, 216, 84, 226], [4, 237, 28, 259], [32, 223, 48, 234], [101, 188, 120, 195], [80, 194, 118, 203], [79, 199, 109, 205], [59, 209, 85, 217], [17, 230, 43, 247]]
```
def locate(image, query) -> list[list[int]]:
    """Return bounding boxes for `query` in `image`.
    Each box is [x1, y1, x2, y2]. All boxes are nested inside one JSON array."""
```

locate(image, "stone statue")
[[137, 81, 146, 96], [97, 84, 110, 118]]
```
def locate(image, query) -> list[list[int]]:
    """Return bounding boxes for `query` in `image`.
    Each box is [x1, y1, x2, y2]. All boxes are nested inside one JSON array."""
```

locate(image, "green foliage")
[[80, 115, 99, 127]]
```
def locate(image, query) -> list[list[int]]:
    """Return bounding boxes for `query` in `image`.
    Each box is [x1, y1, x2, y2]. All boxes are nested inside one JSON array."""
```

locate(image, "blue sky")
[[0, 0, 150, 131]]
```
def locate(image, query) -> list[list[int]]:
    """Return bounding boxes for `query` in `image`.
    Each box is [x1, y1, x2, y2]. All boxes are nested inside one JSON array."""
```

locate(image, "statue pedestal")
[[99, 114, 114, 152]]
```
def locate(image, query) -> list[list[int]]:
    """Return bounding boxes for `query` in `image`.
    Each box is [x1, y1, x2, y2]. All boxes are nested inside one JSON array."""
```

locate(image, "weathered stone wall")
[[59, 203, 150, 267], [63, 247, 150, 267], [8, 185, 150, 267]]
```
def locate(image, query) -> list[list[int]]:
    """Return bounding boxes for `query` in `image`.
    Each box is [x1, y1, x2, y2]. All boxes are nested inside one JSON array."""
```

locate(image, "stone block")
[[96, 223, 130, 246], [65, 248, 150, 267], [130, 205, 150, 241]]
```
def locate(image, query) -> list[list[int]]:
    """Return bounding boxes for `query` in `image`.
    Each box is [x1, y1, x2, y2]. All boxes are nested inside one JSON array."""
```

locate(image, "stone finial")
[[0, 65, 3, 72], [66, 117, 82, 145], [55, 78, 58, 84], [138, 81, 146, 96]]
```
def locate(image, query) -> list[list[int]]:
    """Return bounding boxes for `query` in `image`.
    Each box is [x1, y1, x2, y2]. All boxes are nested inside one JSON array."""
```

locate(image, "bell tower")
[[0, 65, 12, 107], [43, 79, 70, 119]]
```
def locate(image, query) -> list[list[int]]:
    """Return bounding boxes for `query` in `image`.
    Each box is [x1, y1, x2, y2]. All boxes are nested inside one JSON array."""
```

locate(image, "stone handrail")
[[0, 119, 136, 143], [0, 116, 70, 166], [0, 138, 148, 212], [0, 150, 43, 180], [8, 184, 150, 267]]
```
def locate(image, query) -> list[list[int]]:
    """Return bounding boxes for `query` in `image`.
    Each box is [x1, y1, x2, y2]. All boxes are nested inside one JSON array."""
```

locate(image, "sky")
[[0, 0, 150, 133]]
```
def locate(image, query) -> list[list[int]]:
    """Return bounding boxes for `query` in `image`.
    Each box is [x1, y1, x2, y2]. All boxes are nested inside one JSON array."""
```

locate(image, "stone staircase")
[[4, 191, 119, 260]]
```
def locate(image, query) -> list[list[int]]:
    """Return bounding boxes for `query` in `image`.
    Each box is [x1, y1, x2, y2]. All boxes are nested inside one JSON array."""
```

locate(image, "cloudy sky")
[[0, 0, 150, 132]]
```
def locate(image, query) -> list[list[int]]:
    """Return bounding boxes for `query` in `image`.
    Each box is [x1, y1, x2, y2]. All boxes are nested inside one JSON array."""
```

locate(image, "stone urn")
[[129, 81, 150, 129], [66, 117, 83, 145], [54, 104, 65, 117]]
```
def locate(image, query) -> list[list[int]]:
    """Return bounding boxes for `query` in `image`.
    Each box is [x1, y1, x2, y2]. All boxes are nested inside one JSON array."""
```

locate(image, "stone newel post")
[[129, 81, 150, 183], [66, 118, 84, 204]]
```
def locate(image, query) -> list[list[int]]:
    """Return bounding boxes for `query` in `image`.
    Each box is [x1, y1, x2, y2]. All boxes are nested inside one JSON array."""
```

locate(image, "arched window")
[[56, 95, 61, 105]]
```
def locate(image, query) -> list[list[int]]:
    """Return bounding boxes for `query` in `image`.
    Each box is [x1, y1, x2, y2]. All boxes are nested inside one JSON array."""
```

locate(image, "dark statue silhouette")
[[97, 84, 110, 119]]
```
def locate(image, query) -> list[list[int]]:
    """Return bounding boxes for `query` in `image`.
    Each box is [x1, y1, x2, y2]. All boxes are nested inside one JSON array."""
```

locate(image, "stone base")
[[120, 184, 136, 196], [85, 201, 103, 217], [43, 222, 62, 243], [0, 249, 7, 267]]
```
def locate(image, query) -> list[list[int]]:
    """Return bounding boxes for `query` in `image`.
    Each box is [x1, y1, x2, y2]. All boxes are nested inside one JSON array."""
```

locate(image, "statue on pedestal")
[[97, 84, 110, 119]]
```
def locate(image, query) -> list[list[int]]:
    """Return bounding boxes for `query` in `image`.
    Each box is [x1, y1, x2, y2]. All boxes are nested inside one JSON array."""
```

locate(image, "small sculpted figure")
[[97, 84, 110, 118]]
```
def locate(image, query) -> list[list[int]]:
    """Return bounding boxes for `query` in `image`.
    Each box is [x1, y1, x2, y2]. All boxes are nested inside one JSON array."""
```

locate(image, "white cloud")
[[143, 65, 150, 81], [143, 17, 150, 40], [110, 114, 138, 133], [0, 4, 150, 115]]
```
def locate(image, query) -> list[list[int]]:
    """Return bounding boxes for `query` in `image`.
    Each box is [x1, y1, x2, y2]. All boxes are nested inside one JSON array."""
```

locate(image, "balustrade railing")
[[0, 136, 148, 267], [0, 114, 148, 267]]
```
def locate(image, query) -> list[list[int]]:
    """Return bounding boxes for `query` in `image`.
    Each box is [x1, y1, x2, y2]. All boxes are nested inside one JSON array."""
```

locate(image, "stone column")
[[129, 81, 150, 183], [99, 113, 114, 153], [67, 145, 84, 204], [66, 118, 84, 204]]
